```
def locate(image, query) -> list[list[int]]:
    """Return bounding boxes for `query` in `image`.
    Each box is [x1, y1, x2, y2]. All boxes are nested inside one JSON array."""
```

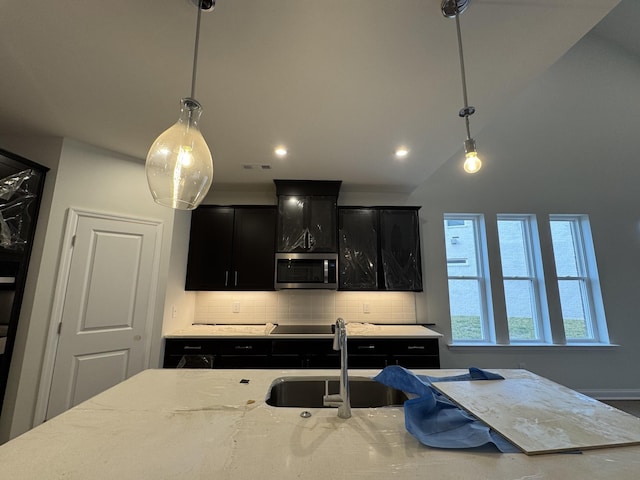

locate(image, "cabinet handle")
[[224, 271, 229, 286], [234, 345, 253, 350], [183, 346, 202, 351], [407, 345, 425, 350], [234, 271, 238, 286], [357, 345, 376, 350]]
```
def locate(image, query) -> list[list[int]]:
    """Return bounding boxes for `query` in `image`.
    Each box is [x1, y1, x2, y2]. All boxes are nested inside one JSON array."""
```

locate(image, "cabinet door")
[[379, 209, 423, 291], [338, 208, 378, 289], [185, 207, 234, 290], [307, 196, 337, 252], [277, 196, 307, 252], [277, 195, 337, 252], [232, 207, 276, 290]]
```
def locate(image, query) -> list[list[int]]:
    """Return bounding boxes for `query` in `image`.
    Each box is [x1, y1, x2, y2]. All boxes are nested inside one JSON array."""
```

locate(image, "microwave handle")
[[324, 260, 328, 284]]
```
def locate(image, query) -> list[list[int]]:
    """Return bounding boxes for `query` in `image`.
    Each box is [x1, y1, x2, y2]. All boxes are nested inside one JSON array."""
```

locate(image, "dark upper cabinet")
[[379, 208, 422, 291], [338, 207, 423, 291], [277, 195, 337, 252], [274, 180, 341, 253], [338, 208, 379, 289], [233, 208, 277, 289], [185, 206, 276, 291], [0, 149, 48, 417]]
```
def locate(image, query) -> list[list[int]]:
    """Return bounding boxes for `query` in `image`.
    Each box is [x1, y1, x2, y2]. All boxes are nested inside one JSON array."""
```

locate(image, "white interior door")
[[45, 210, 162, 420]]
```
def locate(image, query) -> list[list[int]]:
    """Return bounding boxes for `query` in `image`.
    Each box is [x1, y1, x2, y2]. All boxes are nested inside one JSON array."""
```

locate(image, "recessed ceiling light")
[[274, 146, 288, 157], [395, 147, 409, 159]]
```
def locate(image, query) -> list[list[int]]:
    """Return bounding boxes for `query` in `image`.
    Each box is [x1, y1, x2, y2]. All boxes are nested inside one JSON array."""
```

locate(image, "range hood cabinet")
[[274, 180, 341, 254]]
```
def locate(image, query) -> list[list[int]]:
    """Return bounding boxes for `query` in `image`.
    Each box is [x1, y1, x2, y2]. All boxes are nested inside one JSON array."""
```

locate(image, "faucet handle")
[[323, 394, 343, 407]]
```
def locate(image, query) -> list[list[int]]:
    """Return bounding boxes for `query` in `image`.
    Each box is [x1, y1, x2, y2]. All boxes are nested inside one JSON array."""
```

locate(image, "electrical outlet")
[[171, 305, 177, 319], [363, 303, 370, 314], [232, 301, 240, 313]]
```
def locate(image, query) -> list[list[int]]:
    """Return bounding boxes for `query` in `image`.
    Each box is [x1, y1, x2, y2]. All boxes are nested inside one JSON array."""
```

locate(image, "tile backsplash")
[[194, 290, 417, 325]]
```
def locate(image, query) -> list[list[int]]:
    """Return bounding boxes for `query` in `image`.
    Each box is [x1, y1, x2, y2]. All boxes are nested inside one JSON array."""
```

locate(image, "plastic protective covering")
[[0, 169, 39, 251], [277, 196, 336, 252], [380, 210, 422, 290], [339, 209, 378, 289], [278, 196, 307, 251]]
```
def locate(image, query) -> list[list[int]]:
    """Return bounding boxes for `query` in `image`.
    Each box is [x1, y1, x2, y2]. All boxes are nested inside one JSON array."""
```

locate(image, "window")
[[444, 214, 493, 342], [549, 215, 608, 343], [497, 216, 545, 342], [444, 213, 608, 346]]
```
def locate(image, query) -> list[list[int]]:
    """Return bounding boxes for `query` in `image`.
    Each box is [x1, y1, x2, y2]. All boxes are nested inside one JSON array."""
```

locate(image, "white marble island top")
[[165, 322, 442, 338], [1, 368, 639, 479]]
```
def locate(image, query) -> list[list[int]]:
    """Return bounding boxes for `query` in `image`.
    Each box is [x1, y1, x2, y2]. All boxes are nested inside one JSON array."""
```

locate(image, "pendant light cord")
[[454, 6, 473, 141], [190, 0, 204, 99]]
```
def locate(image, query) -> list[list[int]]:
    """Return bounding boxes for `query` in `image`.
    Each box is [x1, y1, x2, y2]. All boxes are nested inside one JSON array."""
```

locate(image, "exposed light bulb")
[[463, 138, 481, 174], [146, 98, 213, 210], [463, 151, 481, 174]]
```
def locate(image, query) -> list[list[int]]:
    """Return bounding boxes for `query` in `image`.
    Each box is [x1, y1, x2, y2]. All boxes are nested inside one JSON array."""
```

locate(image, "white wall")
[[410, 33, 640, 397], [0, 138, 177, 442], [161, 209, 196, 336]]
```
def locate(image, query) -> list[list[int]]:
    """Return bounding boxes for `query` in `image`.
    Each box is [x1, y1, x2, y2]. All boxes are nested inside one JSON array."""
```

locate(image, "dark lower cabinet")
[[163, 338, 439, 369]]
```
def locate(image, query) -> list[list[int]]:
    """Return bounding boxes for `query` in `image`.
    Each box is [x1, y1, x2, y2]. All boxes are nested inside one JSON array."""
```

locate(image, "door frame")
[[33, 208, 164, 425]]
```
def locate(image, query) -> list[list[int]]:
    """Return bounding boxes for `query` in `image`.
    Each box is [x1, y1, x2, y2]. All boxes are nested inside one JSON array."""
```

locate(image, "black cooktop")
[[271, 324, 335, 335]]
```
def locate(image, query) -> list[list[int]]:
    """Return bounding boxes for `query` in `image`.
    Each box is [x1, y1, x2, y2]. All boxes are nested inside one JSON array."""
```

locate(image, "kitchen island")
[[1, 368, 639, 479]]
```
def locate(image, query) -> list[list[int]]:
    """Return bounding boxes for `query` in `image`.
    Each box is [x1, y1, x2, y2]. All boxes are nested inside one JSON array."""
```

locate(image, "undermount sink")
[[265, 376, 408, 408]]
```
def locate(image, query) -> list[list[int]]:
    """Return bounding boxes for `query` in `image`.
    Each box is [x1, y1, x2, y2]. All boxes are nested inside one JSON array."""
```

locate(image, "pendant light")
[[145, 0, 215, 210], [442, 0, 482, 174]]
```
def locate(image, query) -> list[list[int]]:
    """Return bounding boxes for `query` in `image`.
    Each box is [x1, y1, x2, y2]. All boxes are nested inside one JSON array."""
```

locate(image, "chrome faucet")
[[323, 317, 351, 418]]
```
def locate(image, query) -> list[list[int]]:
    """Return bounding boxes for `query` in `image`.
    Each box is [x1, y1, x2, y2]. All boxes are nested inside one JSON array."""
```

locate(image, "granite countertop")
[[1, 368, 638, 479], [165, 323, 442, 338]]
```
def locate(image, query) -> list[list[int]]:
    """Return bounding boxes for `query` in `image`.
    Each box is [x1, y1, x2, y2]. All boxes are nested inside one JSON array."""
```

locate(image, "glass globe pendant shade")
[[146, 98, 213, 210], [463, 138, 482, 174]]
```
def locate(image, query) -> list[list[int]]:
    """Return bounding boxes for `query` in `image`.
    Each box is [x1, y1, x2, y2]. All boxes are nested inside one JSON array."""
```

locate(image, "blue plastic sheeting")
[[373, 365, 520, 453]]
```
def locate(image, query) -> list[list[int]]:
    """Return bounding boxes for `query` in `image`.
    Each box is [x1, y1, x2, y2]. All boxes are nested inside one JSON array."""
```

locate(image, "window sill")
[[447, 342, 619, 352]]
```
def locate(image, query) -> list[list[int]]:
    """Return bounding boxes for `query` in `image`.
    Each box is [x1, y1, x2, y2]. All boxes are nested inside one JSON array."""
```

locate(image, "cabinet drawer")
[[306, 354, 340, 368], [272, 339, 334, 355], [348, 339, 387, 354], [387, 339, 439, 356], [215, 339, 271, 355], [391, 355, 440, 369], [348, 355, 388, 369], [164, 339, 216, 355]]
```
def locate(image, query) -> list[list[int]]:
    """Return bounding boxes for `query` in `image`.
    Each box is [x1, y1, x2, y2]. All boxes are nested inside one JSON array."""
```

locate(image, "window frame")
[[549, 214, 609, 344], [496, 214, 548, 344], [444, 214, 494, 343]]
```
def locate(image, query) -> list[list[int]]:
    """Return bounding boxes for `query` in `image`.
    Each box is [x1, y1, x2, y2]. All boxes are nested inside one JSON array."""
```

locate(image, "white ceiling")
[[0, 0, 623, 192]]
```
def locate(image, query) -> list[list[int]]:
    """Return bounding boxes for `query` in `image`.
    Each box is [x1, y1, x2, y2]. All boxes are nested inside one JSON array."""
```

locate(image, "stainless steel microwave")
[[274, 253, 338, 289]]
